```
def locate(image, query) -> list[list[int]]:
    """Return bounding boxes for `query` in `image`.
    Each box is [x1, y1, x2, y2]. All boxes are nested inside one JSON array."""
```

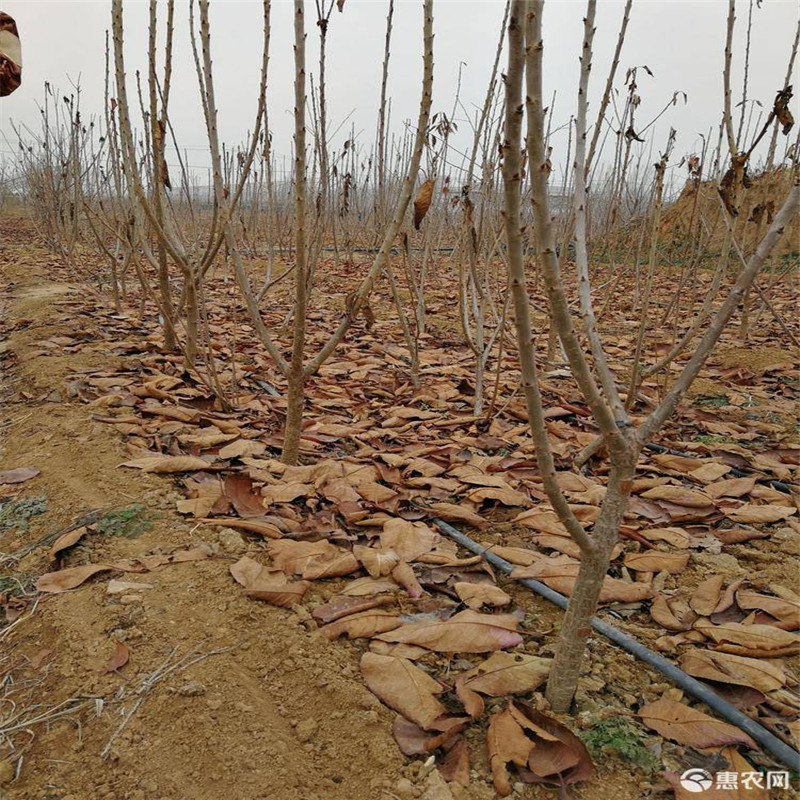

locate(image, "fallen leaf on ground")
[[454, 582, 511, 609], [513, 702, 593, 787], [321, 609, 401, 639], [312, 595, 393, 624], [380, 518, 439, 561], [641, 486, 714, 507], [36, 563, 120, 593], [223, 474, 266, 517], [512, 558, 654, 603], [690, 575, 725, 616], [679, 649, 785, 693], [486, 707, 535, 797], [49, 526, 88, 558], [624, 551, 691, 574], [428, 503, 487, 528], [360, 653, 446, 729], [696, 620, 800, 657], [392, 716, 467, 756], [438, 738, 470, 786], [639, 697, 756, 748], [455, 652, 551, 717], [229, 555, 310, 607], [120, 455, 211, 473], [375, 609, 523, 653], [104, 641, 130, 673], [0, 467, 40, 484], [727, 504, 796, 524], [354, 545, 400, 578]]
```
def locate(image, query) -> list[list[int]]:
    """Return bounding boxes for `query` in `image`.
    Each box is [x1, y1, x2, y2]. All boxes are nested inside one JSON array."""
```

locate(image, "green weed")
[[579, 716, 659, 772], [96, 504, 153, 539], [0, 496, 48, 533]]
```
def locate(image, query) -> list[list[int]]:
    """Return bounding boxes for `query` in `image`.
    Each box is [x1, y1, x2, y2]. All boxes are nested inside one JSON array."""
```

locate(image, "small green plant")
[[96, 504, 153, 538], [579, 716, 659, 772], [696, 433, 737, 446], [0, 496, 48, 533], [693, 393, 730, 409]]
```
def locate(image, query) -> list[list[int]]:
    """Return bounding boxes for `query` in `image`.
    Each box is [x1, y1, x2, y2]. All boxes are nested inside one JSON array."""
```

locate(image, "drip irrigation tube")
[[432, 517, 800, 773]]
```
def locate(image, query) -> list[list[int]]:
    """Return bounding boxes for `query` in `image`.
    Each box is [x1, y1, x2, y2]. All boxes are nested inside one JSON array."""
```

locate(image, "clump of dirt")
[[659, 167, 800, 261]]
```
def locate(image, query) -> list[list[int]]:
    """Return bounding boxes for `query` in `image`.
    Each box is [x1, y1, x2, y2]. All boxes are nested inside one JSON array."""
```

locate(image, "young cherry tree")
[[501, 0, 800, 711], [229, 0, 435, 464]]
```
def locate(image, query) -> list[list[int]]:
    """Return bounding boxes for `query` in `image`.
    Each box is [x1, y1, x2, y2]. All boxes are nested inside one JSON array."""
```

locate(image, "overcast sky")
[[1, 0, 799, 188]]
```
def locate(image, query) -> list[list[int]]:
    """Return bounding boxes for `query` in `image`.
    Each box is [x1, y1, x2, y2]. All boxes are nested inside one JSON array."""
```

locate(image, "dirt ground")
[[1, 223, 797, 800]]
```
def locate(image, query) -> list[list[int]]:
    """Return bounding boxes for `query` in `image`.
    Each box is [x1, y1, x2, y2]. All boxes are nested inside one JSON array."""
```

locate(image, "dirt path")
[[0, 243, 417, 800]]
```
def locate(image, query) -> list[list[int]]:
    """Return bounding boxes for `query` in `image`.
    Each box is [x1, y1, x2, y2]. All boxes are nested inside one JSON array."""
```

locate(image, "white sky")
[[1, 1, 799, 187]]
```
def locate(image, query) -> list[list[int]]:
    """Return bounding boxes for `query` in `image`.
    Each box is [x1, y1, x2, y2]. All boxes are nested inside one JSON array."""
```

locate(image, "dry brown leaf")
[[269, 539, 359, 579], [392, 715, 467, 756], [375, 609, 522, 653], [228, 555, 309, 607], [312, 595, 393, 624], [624, 551, 690, 574], [512, 703, 593, 786], [639, 527, 691, 548], [380, 518, 439, 561], [36, 563, 119, 593], [392, 562, 424, 598], [218, 439, 267, 459], [650, 595, 697, 631], [706, 475, 758, 499], [247, 580, 310, 607], [413, 179, 435, 230], [455, 652, 551, 718], [679, 649, 785, 693], [360, 652, 445, 729], [353, 545, 400, 578], [727, 504, 796, 524], [49, 526, 88, 559], [453, 582, 511, 610], [737, 590, 800, 628], [479, 543, 540, 566], [688, 462, 731, 484], [641, 485, 713, 508], [487, 708, 535, 797], [467, 486, 531, 508], [690, 575, 725, 616], [428, 503, 487, 528], [0, 467, 40, 484], [104, 641, 130, 673], [438, 738, 470, 786], [339, 576, 399, 596], [321, 609, 401, 640], [696, 620, 800, 656], [120, 455, 211, 473], [640, 698, 755, 749], [223, 474, 266, 518], [513, 510, 568, 536], [261, 481, 313, 505], [199, 517, 283, 539], [511, 558, 654, 603]]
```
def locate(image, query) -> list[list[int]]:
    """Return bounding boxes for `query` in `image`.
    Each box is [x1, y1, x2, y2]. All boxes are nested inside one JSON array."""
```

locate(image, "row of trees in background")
[[5, 0, 799, 710]]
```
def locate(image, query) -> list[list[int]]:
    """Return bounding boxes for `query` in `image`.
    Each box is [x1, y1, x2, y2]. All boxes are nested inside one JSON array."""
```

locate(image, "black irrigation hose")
[[432, 517, 800, 773]]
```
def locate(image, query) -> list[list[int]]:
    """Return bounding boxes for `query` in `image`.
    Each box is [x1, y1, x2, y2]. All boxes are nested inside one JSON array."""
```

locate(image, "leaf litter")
[[7, 224, 798, 797]]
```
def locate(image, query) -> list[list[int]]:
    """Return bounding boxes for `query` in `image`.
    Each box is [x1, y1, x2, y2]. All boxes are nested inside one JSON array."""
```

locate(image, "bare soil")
[[1, 223, 797, 800]]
